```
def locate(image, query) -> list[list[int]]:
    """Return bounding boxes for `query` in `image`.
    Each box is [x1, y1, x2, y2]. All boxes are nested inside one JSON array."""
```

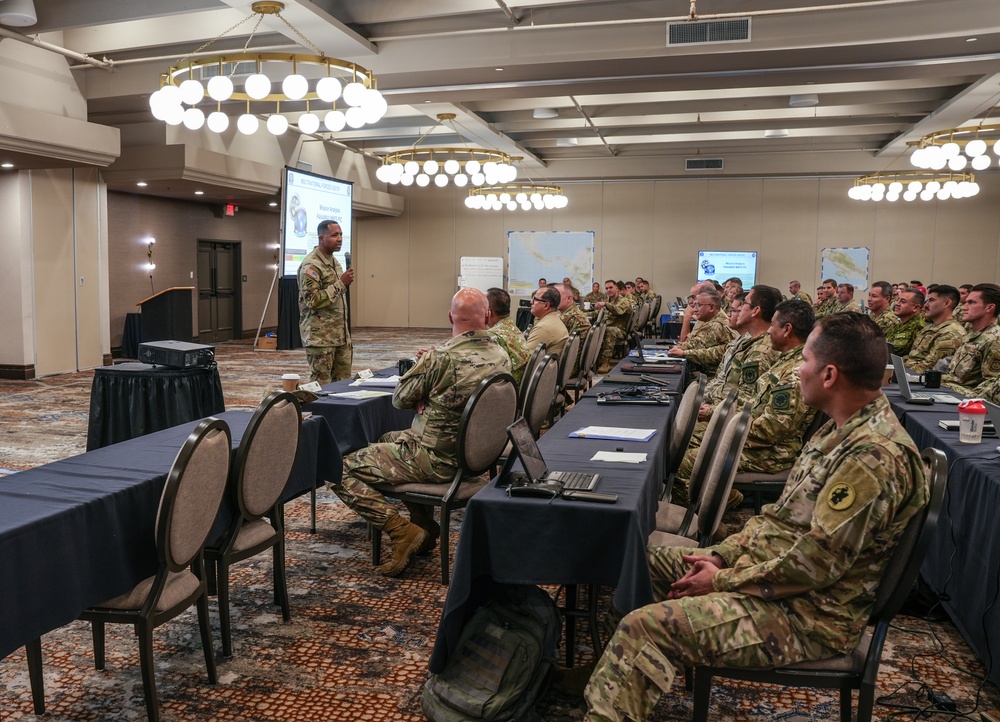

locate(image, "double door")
[[197, 240, 241, 343]]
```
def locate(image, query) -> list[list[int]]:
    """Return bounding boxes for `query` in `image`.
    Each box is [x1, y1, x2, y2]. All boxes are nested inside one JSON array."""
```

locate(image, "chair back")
[[869, 447, 947, 624], [518, 343, 547, 407], [649, 295, 662, 323], [667, 376, 706, 475], [594, 308, 606, 326], [591, 322, 607, 372], [233, 391, 302, 520], [635, 301, 651, 332], [557, 332, 581, 389], [686, 389, 737, 509], [694, 402, 753, 544], [574, 325, 597, 377], [522, 354, 559, 437], [624, 305, 639, 335], [457, 373, 518, 475], [156, 418, 232, 572]]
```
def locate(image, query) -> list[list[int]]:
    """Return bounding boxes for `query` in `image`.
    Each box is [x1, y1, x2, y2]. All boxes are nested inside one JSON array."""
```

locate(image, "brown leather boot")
[[404, 502, 440, 556], [378, 513, 427, 577]]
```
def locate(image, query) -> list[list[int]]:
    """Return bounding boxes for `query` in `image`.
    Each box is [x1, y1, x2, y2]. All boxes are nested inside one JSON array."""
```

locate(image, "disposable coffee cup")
[[281, 373, 300, 392], [921, 370, 942, 388], [958, 398, 987, 444], [584, 302, 592, 310], [882, 364, 894, 387]]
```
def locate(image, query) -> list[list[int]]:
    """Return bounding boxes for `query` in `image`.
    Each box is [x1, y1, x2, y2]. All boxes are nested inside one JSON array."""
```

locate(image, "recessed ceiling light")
[[136, 181, 148, 187], [966, 37, 978, 42], [1, 162, 13, 169], [495, 67, 504, 72], [269, 201, 278, 207], [533, 108, 558, 119], [424, 99, 433, 104], [789, 94, 819, 108], [764, 129, 789, 138], [194, 190, 204, 195], [556, 137, 579, 147]]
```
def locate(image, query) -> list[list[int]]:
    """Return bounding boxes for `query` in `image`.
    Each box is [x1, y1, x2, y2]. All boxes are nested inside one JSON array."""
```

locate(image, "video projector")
[[138, 340, 216, 368]]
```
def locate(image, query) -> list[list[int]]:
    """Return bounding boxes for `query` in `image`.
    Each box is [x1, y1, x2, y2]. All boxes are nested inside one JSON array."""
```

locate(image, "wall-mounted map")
[[821, 247, 870, 291], [507, 231, 595, 295]]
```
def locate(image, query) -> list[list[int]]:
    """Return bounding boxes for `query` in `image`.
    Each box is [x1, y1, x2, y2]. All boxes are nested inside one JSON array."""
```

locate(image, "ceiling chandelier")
[[375, 113, 517, 188], [909, 124, 1000, 172], [848, 170, 979, 202], [147, 1, 386, 136], [466, 183, 568, 211]]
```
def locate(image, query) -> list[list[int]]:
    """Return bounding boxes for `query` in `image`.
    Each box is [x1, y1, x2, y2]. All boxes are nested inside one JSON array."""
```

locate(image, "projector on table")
[[138, 340, 215, 368]]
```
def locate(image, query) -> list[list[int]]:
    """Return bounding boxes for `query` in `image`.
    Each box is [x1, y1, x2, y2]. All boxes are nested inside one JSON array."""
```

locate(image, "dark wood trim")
[[241, 326, 277, 340], [0, 364, 36, 381]]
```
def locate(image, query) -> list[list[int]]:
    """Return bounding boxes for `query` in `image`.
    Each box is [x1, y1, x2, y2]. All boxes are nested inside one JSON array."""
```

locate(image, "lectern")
[[137, 287, 194, 343]]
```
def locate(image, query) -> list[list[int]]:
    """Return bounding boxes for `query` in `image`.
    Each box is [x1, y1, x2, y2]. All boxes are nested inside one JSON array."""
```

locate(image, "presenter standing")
[[298, 220, 355, 383]]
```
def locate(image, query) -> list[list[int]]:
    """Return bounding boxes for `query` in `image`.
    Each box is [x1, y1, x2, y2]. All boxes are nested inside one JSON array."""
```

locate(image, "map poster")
[[820, 247, 870, 291], [507, 231, 595, 296]]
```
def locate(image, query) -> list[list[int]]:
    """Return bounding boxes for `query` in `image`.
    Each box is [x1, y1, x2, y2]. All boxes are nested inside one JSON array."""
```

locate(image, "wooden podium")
[[137, 287, 194, 343]]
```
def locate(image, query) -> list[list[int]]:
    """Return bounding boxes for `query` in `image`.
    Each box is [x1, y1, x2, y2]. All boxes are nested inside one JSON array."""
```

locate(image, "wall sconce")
[[145, 237, 156, 293]]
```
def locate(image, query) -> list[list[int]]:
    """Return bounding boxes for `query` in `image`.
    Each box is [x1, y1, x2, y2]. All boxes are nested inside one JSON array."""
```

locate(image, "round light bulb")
[[871, 182, 885, 193], [486, 193, 498, 203], [444, 159, 460, 175], [298, 113, 320, 134], [521, 201, 531, 211], [266, 114, 288, 135], [972, 154, 991, 170], [282, 74, 308, 100], [178, 79, 205, 105], [182, 107, 205, 130], [416, 173, 430, 187], [907, 180, 922, 192], [237, 113, 259, 134], [207, 75, 234, 102], [453, 173, 468, 187], [966, 138, 987, 157], [904, 191, 917, 202], [466, 159, 481, 174], [920, 189, 934, 201], [316, 77, 343, 103], [324, 110, 346, 132], [376, 165, 393, 183], [343, 81, 366, 106], [464, 196, 476, 209], [424, 159, 439, 175], [885, 192, 899, 202], [400, 173, 414, 186], [164, 104, 185, 125], [948, 155, 967, 170], [245, 73, 272, 100], [404, 160, 420, 175], [471, 172, 486, 186], [506, 200, 517, 211], [499, 192, 511, 203], [888, 181, 903, 193], [345, 106, 366, 128], [967, 182, 981, 196], [910, 147, 926, 168], [491, 200, 502, 211], [941, 142, 960, 158], [926, 180, 941, 192], [434, 173, 448, 187], [207, 111, 230, 133], [158, 84, 181, 107], [516, 192, 527, 203]]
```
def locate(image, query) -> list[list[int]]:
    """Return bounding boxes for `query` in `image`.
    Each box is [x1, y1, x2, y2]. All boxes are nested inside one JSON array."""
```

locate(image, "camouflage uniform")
[[487, 316, 531, 385], [584, 395, 928, 722], [974, 373, 1000, 404], [832, 299, 862, 314], [904, 318, 966, 373], [599, 295, 634, 368], [676, 309, 738, 377], [584, 291, 607, 306], [869, 307, 900, 334], [942, 322, 1000, 395], [676, 344, 813, 485], [954, 302, 966, 323], [792, 291, 812, 305], [334, 330, 511, 528], [813, 298, 838, 318], [298, 247, 352, 383], [703, 332, 776, 408], [561, 304, 593, 375], [884, 314, 924, 356]]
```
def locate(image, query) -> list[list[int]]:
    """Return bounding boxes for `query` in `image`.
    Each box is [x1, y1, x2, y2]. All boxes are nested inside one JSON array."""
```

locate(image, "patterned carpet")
[[1, 331, 998, 721]]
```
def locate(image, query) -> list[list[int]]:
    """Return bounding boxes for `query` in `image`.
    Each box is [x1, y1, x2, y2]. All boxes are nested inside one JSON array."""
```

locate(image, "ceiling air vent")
[[686, 158, 724, 171], [667, 18, 750, 46]]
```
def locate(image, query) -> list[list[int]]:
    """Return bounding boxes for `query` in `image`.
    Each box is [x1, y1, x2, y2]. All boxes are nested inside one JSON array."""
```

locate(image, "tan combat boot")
[[404, 502, 440, 556], [378, 513, 428, 577]]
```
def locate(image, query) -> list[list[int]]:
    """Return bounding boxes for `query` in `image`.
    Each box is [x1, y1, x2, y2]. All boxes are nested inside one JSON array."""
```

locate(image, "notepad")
[[569, 426, 657, 441], [591, 451, 648, 463], [331, 390, 393, 399]]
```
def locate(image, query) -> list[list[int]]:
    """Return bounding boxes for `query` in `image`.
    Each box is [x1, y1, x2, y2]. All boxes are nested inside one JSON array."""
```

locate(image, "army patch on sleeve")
[[741, 365, 759, 384], [826, 482, 856, 511], [304, 268, 319, 280], [770, 389, 791, 410]]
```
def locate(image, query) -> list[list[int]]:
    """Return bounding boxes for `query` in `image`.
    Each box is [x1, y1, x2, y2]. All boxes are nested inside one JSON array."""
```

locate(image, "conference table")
[[0, 410, 339, 663], [303, 371, 415, 455], [883, 385, 1000, 688], [430, 360, 684, 672]]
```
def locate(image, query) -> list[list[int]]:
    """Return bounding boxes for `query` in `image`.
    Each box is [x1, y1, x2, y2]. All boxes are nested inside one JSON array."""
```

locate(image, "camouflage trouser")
[[332, 430, 455, 528], [306, 342, 353, 384], [599, 326, 625, 367], [583, 546, 829, 722]]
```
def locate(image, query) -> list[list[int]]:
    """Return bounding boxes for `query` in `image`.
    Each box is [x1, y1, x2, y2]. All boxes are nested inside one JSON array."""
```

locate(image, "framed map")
[[507, 231, 595, 295], [821, 247, 870, 291]]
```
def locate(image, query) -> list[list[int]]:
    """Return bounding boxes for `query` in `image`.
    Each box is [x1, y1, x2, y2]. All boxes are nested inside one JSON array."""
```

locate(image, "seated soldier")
[[942, 283, 1000, 395], [667, 291, 738, 377], [866, 281, 899, 333], [904, 284, 965, 373], [595, 280, 633, 373], [583, 312, 929, 722], [884, 286, 925, 356], [485, 287, 531, 384], [526, 285, 569, 358]]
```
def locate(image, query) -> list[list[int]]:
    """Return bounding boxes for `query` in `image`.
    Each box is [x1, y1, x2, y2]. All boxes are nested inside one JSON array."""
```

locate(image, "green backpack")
[[422, 585, 562, 722]]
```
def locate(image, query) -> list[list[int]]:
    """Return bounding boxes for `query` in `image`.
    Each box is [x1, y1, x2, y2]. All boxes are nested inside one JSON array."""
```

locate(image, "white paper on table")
[[350, 375, 400, 387], [569, 426, 657, 441], [331, 390, 393, 399], [591, 451, 647, 463]]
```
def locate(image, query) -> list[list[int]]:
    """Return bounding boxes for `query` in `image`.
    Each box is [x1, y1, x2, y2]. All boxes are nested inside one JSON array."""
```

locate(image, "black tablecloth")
[[303, 371, 415, 455], [277, 276, 303, 350], [430, 361, 679, 672], [86, 363, 226, 451], [0, 410, 338, 661], [120, 312, 142, 359]]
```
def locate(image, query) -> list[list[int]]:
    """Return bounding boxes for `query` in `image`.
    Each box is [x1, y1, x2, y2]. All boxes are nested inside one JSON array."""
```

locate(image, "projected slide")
[[696, 250, 757, 287], [281, 167, 353, 277]]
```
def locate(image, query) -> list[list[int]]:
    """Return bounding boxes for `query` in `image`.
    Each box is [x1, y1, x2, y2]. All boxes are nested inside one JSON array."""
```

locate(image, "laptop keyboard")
[[547, 471, 599, 491]]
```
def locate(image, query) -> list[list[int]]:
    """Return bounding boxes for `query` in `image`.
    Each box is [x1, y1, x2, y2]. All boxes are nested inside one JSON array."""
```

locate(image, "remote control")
[[562, 490, 618, 503]]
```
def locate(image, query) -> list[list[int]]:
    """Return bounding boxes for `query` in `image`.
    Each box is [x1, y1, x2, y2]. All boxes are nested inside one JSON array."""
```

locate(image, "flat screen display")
[[281, 167, 353, 277], [696, 250, 757, 287]]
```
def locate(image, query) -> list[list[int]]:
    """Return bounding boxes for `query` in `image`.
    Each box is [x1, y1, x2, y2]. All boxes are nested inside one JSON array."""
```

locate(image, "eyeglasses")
[[531, 297, 545, 303]]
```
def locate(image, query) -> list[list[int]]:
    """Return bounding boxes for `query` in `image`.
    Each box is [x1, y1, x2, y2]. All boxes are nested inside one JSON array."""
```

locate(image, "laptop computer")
[[505, 417, 600, 495], [890, 353, 962, 404]]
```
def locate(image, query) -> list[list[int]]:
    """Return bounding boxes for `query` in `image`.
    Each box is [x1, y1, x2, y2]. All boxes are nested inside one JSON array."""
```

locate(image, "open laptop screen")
[[506, 418, 548, 482]]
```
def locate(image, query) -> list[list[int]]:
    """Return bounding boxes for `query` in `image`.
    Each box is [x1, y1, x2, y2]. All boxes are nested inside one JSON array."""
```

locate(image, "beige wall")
[[107, 192, 281, 347], [354, 177, 1000, 327]]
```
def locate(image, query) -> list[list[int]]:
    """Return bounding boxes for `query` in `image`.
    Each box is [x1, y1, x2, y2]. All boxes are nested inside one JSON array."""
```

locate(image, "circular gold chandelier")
[[148, 1, 386, 136], [848, 170, 978, 202], [466, 184, 568, 211], [909, 124, 1000, 172]]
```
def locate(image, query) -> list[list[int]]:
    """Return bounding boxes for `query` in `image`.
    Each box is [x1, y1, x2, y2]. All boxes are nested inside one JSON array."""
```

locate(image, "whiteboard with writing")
[[459, 257, 504, 292]]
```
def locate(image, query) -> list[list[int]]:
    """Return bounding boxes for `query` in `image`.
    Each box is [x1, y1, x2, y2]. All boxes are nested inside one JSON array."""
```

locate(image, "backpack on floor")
[[422, 584, 562, 722]]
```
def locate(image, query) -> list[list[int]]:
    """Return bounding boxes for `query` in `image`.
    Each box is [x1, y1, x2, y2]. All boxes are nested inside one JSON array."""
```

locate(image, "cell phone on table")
[[562, 490, 618, 503]]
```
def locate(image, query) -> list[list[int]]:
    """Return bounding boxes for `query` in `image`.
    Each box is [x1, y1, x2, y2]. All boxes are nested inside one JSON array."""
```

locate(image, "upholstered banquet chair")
[[372, 373, 518, 584], [204, 391, 301, 657], [691, 447, 948, 722], [78, 417, 232, 722]]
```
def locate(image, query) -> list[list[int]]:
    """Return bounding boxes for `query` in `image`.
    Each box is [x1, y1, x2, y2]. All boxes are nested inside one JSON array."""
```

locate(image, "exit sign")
[[225, 203, 237, 216]]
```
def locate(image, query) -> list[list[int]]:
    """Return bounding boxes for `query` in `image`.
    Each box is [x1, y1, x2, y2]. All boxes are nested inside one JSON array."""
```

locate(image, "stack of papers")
[[331, 390, 393, 399], [350, 375, 400, 388], [569, 426, 657, 442]]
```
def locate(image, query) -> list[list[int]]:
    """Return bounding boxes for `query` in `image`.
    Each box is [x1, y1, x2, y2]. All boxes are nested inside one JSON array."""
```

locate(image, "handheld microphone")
[[344, 251, 351, 270]]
